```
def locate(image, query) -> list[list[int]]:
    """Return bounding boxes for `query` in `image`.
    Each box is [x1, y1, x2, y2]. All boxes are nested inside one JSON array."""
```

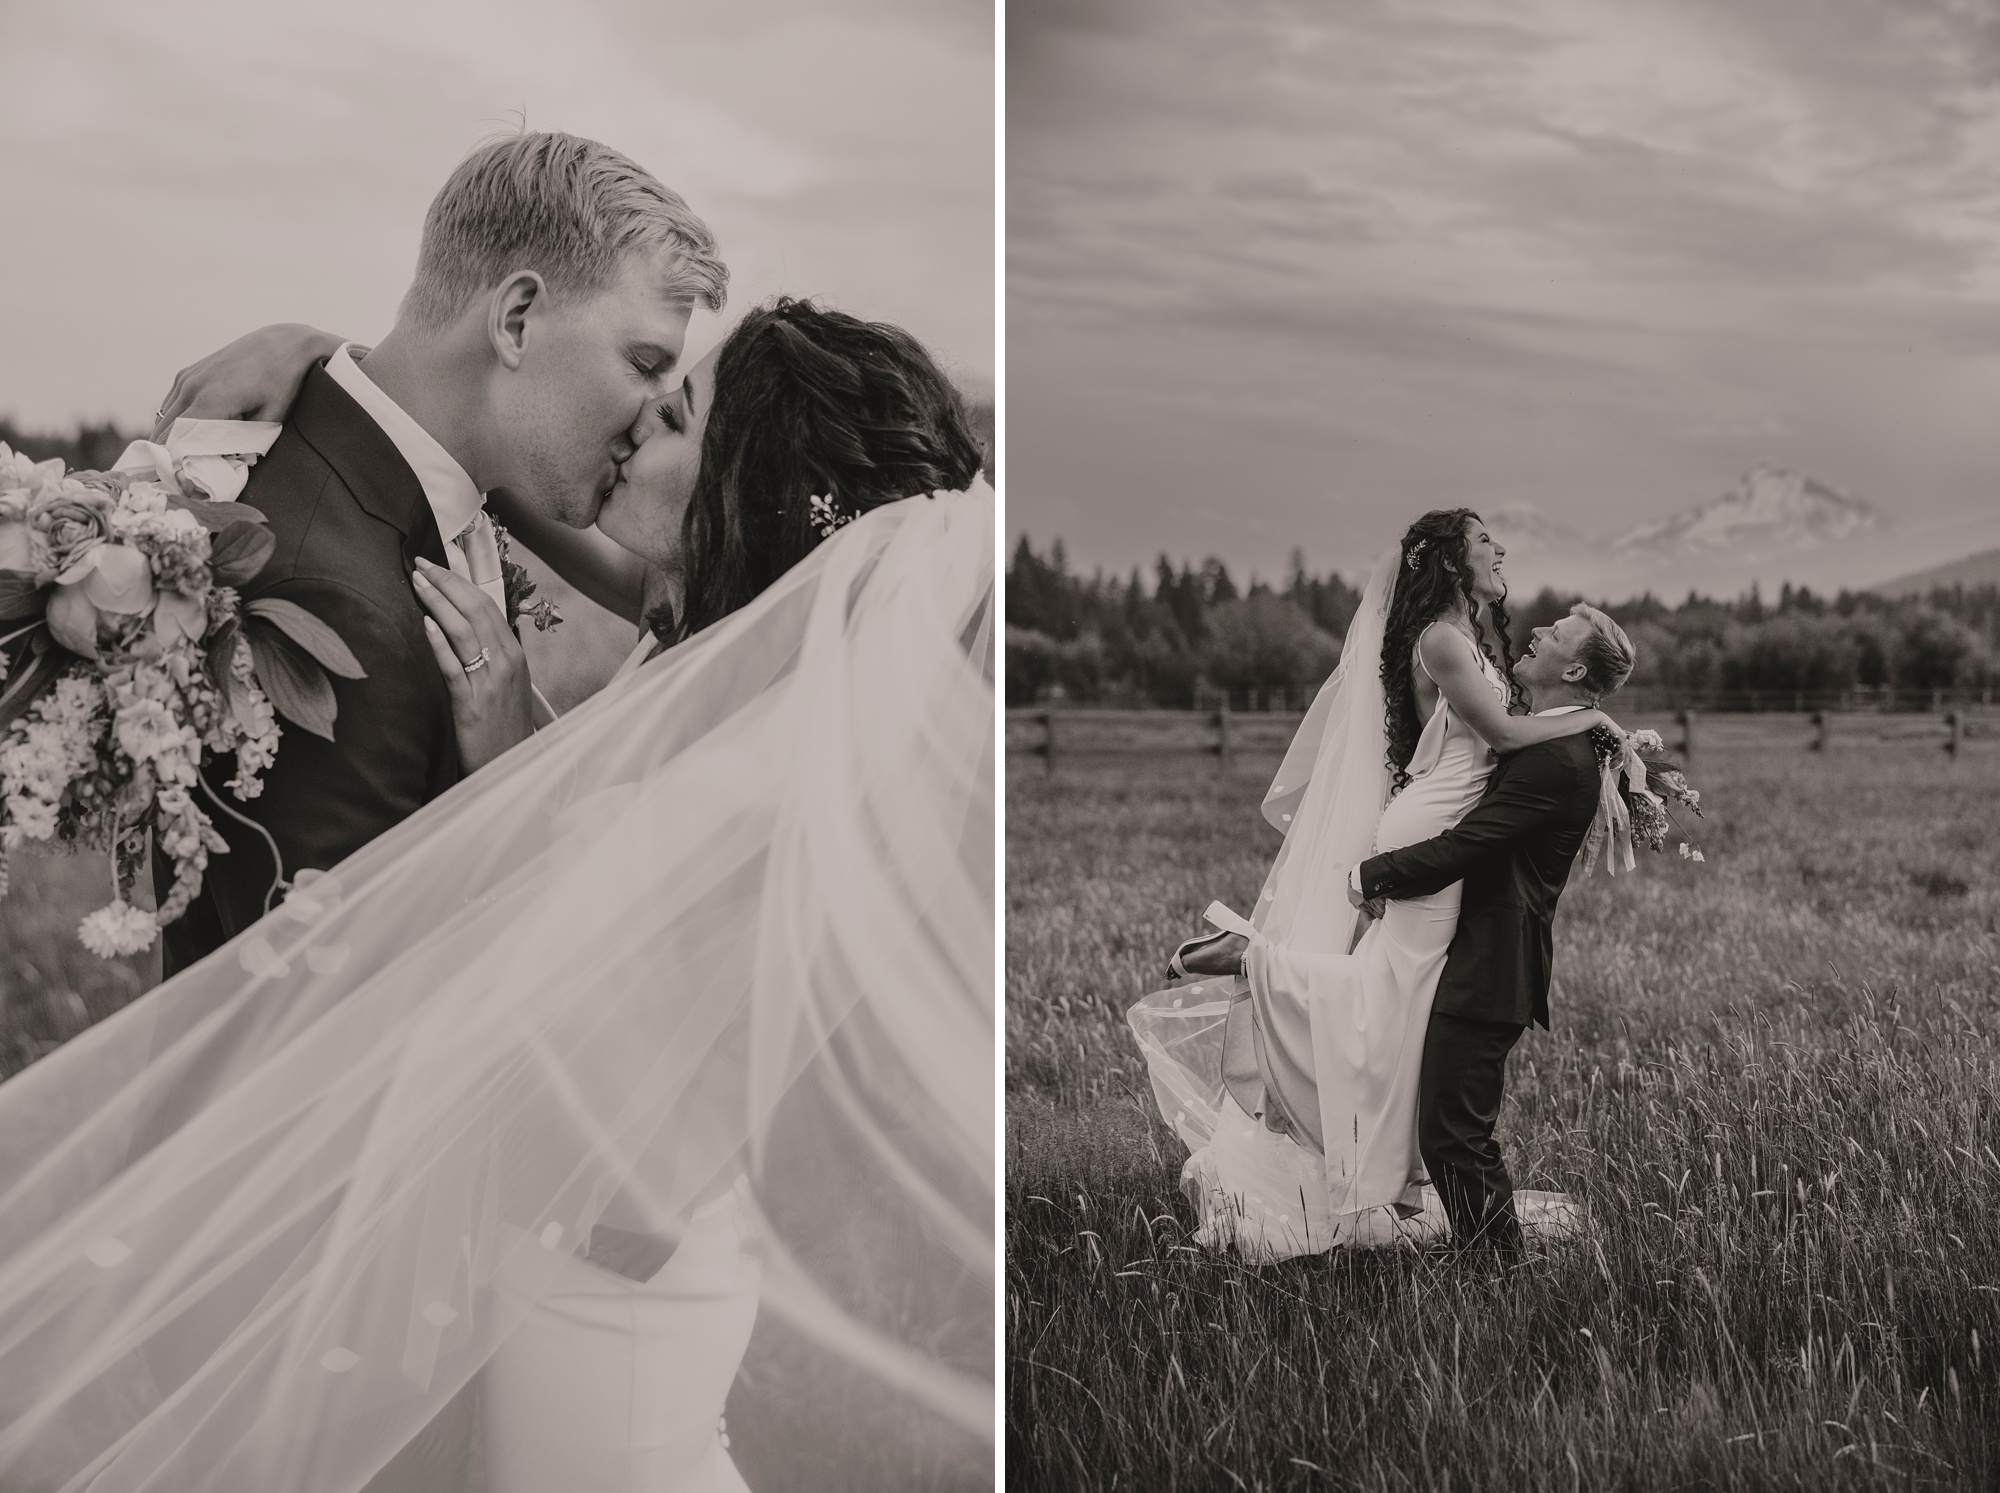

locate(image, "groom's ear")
[[1561, 659, 1587, 683], [488, 271, 547, 370]]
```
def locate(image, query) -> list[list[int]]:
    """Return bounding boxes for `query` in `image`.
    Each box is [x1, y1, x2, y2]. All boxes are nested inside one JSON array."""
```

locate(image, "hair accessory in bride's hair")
[[808, 492, 855, 540], [1405, 539, 1428, 569]]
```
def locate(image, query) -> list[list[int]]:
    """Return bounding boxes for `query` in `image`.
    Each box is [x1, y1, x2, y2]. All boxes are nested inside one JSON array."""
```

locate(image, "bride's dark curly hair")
[[1381, 508, 1525, 793], [648, 297, 985, 645]]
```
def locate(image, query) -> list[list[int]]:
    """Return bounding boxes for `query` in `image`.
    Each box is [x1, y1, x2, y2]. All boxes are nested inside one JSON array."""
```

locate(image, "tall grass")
[[0, 845, 156, 1079], [1007, 719, 2000, 1490]]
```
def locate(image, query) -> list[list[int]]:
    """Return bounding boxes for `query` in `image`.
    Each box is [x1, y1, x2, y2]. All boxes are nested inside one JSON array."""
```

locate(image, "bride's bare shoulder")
[[1415, 619, 1478, 667]]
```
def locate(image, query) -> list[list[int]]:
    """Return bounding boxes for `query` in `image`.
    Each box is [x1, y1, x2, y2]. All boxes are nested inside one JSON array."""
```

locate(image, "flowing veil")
[[1251, 551, 1397, 951], [0, 485, 995, 1491], [1129, 551, 1396, 1154]]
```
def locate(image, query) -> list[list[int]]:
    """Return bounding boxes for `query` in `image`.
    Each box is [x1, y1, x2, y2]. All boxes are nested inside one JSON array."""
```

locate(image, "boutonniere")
[[489, 518, 562, 638]]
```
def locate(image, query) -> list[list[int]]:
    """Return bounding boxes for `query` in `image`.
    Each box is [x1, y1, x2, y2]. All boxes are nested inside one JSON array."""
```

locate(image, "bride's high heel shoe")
[[1165, 901, 1260, 981], [1166, 928, 1235, 981]]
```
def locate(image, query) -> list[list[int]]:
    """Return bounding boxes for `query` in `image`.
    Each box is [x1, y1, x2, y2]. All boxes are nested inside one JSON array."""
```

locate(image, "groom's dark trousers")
[[1358, 731, 1602, 1257], [156, 362, 461, 977]]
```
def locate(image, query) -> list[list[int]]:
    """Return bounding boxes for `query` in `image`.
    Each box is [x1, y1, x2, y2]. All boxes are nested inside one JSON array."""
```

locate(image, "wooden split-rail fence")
[[1008, 705, 1985, 775]]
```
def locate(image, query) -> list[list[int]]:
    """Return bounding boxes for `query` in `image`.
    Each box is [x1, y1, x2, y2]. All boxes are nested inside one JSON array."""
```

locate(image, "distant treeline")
[[0, 417, 140, 472], [4, 401, 996, 484], [1007, 537, 2000, 709]]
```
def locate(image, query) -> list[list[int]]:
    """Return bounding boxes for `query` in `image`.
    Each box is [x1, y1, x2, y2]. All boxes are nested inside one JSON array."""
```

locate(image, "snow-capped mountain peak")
[[1610, 465, 1882, 558]]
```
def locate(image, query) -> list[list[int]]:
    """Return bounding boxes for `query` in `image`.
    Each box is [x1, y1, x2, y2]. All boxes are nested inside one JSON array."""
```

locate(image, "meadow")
[[1007, 716, 2000, 1491]]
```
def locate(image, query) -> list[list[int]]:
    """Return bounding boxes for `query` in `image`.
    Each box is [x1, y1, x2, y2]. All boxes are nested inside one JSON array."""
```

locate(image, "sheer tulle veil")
[[1253, 550, 1397, 952], [1129, 550, 1395, 1153], [0, 483, 995, 1490]]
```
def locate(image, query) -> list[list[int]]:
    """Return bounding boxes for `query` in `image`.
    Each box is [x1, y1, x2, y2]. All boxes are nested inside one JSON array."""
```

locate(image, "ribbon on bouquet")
[[114, 418, 283, 504], [1202, 900, 1259, 941], [1580, 733, 1661, 877]]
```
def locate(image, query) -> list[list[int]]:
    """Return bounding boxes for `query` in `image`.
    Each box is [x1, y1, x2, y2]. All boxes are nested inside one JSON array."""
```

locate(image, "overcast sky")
[[0, 0, 991, 431], [1010, 0, 2000, 585]]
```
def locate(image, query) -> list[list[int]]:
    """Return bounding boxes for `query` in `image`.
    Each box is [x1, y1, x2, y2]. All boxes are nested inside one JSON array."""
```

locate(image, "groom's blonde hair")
[[1569, 603, 1635, 699], [401, 131, 728, 331]]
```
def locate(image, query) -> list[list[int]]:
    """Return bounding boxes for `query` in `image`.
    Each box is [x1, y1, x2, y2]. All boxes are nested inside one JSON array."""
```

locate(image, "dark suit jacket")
[[1357, 731, 1601, 1030], [158, 362, 460, 975]]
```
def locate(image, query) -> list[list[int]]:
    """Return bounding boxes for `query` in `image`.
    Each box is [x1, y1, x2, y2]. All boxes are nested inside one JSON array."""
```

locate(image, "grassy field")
[[1007, 717, 2000, 1491], [0, 843, 159, 1080]]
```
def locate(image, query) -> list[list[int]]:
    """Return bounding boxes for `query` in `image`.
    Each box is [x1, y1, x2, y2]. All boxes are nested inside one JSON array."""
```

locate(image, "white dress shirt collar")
[[324, 344, 484, 543], [1534, 704, 1588, 716]]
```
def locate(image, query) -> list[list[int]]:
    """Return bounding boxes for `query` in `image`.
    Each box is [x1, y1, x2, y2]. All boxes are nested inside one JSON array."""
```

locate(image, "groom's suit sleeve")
[[1357, 745, 1574, 904]]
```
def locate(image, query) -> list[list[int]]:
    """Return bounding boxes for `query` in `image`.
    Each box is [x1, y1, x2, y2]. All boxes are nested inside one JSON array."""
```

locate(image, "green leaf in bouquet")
[[203, 618, 238, 693], [0, 640, 68, 735], [243, 598, 366, 679], [166, 494, 269, 532], [210, 522, 277, 587], [246, 624, 338, 740], [0, 569, 49, 624]]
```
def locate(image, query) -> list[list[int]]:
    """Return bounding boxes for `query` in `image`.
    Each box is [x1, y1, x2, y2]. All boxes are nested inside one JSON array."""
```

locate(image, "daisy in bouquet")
[[0, 423, 364, 958], [1581, 725, 1706, 875]]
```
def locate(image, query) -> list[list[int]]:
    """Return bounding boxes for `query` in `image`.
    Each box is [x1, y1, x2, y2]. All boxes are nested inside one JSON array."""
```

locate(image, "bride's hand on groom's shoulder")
[[155, 323, 347, 438], [414, 559, 536, 774]]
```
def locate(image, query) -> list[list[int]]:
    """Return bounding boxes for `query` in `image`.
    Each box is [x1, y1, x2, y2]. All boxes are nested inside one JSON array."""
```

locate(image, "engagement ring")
[[462, 649, 490, 675]]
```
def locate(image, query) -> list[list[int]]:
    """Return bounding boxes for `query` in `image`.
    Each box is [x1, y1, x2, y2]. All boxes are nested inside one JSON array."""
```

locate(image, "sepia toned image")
[[0, 2, 994, 1488], [1008, 3, 1998, 1489]]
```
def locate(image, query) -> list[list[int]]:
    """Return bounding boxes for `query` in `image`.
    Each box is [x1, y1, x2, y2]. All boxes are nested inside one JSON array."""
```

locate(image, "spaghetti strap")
[[1418, 624, 1499, 693]]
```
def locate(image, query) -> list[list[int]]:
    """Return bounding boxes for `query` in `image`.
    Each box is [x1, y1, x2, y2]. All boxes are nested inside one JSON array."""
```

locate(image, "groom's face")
[[596, 343, 720, 573], [489, 255, 695, 528], [1515, 614, 1591, 696]]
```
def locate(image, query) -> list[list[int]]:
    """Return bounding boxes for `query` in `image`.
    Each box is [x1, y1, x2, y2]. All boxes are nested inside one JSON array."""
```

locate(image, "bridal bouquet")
[[1582, 725, 1705, 875], [0, 426, 364, 958]]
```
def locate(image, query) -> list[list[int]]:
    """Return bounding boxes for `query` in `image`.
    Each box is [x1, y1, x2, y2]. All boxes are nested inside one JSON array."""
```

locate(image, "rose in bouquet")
[[1581, 724, 1706, 876], [0, 424, 366, 957]]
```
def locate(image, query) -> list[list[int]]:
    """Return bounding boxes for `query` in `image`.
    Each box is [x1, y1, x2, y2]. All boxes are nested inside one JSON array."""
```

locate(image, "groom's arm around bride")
[[1354, 733, 1598, 1030]]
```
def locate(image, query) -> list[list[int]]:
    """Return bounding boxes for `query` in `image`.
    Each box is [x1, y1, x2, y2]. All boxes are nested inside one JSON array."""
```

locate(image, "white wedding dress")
[[1131, 555, 1576, 1260], [0, 484, 994, 1492]]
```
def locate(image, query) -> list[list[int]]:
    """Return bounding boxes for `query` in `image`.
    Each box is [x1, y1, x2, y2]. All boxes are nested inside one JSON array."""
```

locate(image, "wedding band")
[[462, 649, 491, 675]]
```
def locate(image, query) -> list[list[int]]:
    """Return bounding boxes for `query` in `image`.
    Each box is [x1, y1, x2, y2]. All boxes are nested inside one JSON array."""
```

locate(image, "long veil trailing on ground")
[[0, 486, 994, 1491], [1129, 552, 1395, 1157]]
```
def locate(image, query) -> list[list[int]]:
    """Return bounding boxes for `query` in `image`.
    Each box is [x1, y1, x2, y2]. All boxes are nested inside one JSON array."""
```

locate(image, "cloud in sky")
[[1009, 0, 2000, 584], [0, 0, 991, 429]]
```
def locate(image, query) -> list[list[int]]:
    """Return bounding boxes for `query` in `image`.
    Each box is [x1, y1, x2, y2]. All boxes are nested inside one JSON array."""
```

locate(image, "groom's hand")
[[414, 559, 536, 774]]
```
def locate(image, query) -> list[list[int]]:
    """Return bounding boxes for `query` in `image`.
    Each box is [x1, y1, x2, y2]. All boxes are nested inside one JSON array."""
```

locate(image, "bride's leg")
[[480, 1186, 761, 1493]]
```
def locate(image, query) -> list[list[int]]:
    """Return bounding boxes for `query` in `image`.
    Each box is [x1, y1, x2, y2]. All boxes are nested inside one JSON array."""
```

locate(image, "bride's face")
[[1462, 515, 1506, 604], [595, 342, 721, 570]]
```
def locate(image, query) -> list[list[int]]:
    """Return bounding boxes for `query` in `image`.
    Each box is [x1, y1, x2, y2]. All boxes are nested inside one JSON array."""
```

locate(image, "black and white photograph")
[[0, 2, 994, 1489], [1008, 3, 2000, 1488]]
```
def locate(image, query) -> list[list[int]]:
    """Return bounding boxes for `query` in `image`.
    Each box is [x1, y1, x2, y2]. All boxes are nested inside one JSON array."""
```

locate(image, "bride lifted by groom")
[[1131, 509, 1634, 1265], [0, 132, 991, 1490]]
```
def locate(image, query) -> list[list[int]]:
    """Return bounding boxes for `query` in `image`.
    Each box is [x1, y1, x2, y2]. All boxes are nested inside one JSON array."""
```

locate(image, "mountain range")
[[1485, 466, 1998, 601], [1872, 547, 2000, 596]]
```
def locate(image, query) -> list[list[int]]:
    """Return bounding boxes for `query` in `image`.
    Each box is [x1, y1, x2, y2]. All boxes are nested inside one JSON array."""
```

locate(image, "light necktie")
[[452, 509, 558, 728], [450, 509, 508, 613]]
